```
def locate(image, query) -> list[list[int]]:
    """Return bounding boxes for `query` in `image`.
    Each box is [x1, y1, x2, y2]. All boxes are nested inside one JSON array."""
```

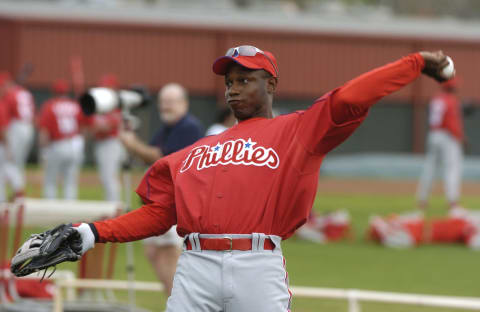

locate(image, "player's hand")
[[119, 130, 138, 149], [419, 50, 451, 82]]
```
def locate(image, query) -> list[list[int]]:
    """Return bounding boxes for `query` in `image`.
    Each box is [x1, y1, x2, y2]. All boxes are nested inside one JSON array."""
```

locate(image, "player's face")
[[224, 65, 274, 121]]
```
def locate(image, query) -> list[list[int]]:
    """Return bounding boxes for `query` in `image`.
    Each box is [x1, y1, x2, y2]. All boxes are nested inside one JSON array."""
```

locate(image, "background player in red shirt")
[[37, 79, 85, 199], [0, 71, 10, 202], [368, 207, 480, 249], [19, 47, 453, 311], [0, 71, 35, 200], [0, 72, 11, 202], [417, 77, 464, 210]]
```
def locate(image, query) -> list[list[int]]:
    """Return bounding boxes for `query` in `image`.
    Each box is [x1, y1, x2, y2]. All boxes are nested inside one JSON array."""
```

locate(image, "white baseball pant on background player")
[[166, 234, 291, 312], [4, 120, 34, 192], [417, 130, 463, 204], [143, 226, 182, 246], [94, 137, 126, 202], [0, 144, 7, 202], [43, 135, 84, 199]]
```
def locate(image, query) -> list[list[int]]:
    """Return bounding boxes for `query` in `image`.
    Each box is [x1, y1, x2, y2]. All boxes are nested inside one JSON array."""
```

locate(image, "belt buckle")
[[223, 236, 233, 251]]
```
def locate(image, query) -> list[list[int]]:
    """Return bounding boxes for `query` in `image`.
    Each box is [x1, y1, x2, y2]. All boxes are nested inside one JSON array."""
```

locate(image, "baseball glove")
[[10, 223, 82, 278]]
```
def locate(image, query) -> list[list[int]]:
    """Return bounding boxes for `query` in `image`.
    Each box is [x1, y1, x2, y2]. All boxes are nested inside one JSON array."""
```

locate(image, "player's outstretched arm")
[[10, 203, 176, 278], [296, 51, 454, 155], [88, 202, 177, 243], [330, 51, 451, 124], [90, 158, 177, 244]]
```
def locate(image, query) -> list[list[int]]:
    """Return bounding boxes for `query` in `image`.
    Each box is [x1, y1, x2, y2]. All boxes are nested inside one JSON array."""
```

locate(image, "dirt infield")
[[25, 168, 142, 197], [317, 177, 480, 196], [25, 168, 480, 197]]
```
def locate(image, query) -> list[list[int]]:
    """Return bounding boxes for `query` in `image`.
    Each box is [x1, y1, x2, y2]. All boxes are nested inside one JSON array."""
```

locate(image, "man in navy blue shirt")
[[119, 82, 203, 303], [149, 112, 203, 157], [121, 83, 203, 162]]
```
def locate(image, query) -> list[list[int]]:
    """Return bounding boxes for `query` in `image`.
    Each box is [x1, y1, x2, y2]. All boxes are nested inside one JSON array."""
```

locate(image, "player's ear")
[[266, 77, 277, 94]]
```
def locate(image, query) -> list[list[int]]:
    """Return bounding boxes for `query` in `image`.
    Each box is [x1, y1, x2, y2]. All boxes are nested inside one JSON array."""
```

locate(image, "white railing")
[[290, 286, 480, 312], [5, 197, 122, 227], [52, 279, 480, 312]]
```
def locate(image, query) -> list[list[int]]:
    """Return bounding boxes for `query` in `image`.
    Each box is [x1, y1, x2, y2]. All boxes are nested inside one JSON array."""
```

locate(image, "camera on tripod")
[[79, 86, 150, 116], [79, 86, 151, 130]]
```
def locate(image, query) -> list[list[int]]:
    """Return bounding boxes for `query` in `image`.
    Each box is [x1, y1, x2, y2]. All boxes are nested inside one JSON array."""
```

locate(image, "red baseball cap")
[[213, 45, 279, 78], [98, 73, 119, 88], [0, 71, 12, 87], [441, 76, 460, 90], [51, 79, 70, 95]]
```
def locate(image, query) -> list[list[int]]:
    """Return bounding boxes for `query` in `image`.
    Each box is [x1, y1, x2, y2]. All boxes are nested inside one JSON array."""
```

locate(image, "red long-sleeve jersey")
[[84, 110, 122, 140], [3, 85, 35, 123], [428, 91, 464, 141], [90, 53, 425, 243], [37, 97, 84, 141]]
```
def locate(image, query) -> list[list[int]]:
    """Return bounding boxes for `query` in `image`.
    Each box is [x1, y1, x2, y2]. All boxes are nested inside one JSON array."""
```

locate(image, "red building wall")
[[0, 15, 479, 152], [1, 16, 479, 101]]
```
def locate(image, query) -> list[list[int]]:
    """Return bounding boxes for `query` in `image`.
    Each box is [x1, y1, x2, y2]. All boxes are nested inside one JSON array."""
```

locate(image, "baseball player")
[[43, 47, 450, 311], [119, 83, 203, 297], [296, 210, 351, 243], [417, 77, 464, 210], [37, 79, 85, 199], [368, 208, 480, 249], [0, 74, 11, 202], [0, 71, 35, 200], [85, 74, 126, 202]]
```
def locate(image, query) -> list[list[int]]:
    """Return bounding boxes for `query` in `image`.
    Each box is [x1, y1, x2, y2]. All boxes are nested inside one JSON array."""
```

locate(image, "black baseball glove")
[[10, 223, 83, 278]]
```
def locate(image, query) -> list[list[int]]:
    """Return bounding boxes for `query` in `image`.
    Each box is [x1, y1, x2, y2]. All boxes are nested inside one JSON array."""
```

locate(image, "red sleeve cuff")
[[412, 52, 426, 71]]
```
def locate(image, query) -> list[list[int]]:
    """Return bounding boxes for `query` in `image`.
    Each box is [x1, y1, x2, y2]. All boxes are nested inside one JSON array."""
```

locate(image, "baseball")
[[441, 56, 455, 79]]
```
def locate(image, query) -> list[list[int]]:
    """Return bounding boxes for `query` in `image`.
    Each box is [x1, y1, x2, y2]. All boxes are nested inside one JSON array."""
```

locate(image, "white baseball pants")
[[94, 138, 126, 202], [42, 135, 84, 199], [4, 121, 34, 192], [143, 226, 183, 247], [0, 144, 7, 202], [166, 233, 292, 312], [417, 130, 463, 204]]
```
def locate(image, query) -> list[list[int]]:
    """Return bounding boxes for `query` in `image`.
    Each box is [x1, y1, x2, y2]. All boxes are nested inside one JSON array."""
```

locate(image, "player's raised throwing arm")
[[297, 51, 452, 155], [330, 51, 450, 124]]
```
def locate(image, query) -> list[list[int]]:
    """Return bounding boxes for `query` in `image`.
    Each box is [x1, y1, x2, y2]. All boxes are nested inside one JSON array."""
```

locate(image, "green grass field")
[[16, 172, 480, 312]]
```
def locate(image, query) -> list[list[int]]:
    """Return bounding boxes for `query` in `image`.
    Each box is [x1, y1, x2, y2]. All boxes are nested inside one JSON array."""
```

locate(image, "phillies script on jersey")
[[180, 138, 280, 173]]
